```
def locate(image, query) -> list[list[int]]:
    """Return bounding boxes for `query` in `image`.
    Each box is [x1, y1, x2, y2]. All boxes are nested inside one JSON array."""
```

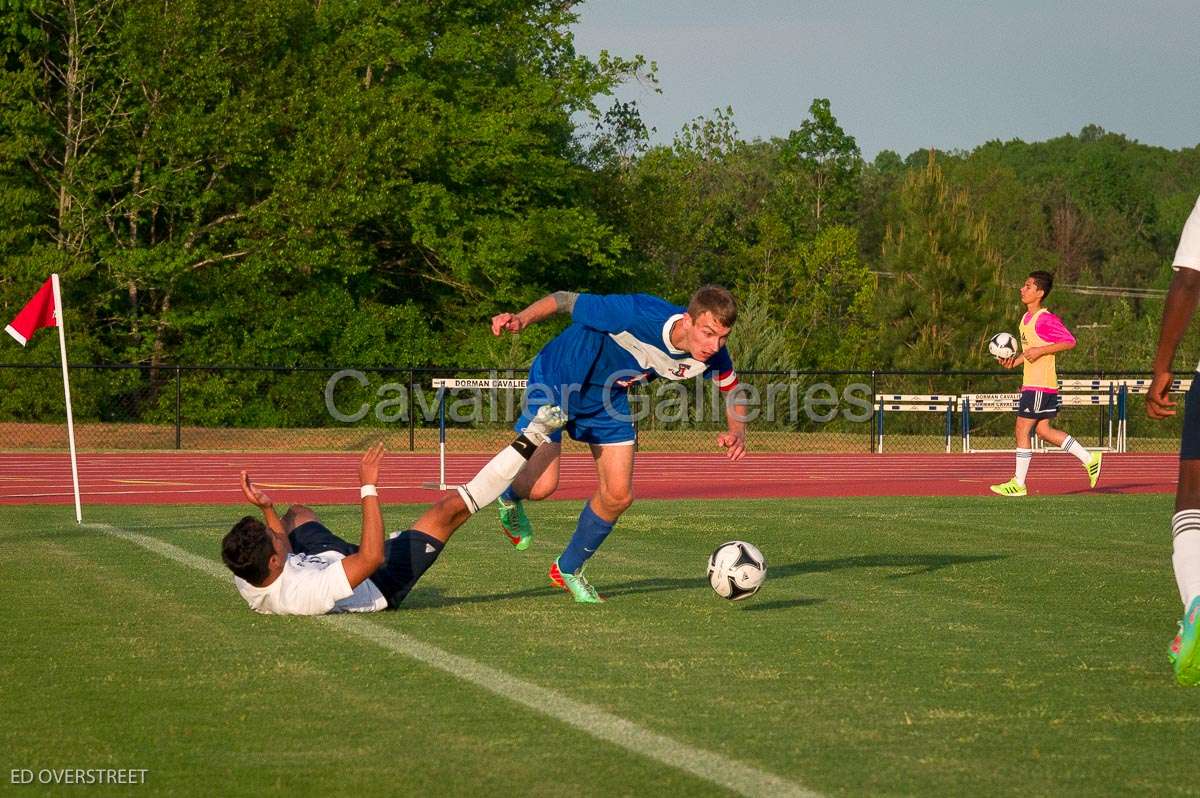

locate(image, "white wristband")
[[360, 484, 378, 499]]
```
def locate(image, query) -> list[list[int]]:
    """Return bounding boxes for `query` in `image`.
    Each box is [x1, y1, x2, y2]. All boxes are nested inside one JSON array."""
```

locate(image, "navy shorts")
[[288, 521, 443, 609], [1181, 376, 1200, 460], [1017, 388, 1059, 420]]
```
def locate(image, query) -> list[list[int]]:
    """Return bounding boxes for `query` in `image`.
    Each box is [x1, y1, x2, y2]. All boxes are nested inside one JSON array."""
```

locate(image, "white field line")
[[85, 521, 819, 798]]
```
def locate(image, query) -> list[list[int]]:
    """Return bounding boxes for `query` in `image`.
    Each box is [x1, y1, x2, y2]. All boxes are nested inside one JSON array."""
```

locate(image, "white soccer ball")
[[988, 331, 1018, 359], [707, 541, 766, 601]]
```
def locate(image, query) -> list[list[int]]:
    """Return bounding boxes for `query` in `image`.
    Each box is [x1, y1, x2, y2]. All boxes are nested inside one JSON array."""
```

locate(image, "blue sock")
[[558, 502, 615, 574], [500, 486, 519, 504]]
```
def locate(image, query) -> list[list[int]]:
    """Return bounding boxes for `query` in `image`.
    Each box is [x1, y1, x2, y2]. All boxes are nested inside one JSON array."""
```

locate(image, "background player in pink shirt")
[[990, 271, 1103, 496]]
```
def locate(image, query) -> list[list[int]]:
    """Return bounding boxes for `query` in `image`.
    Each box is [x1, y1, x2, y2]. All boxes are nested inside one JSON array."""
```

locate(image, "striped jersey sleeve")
[[705, 347, 739, 393]]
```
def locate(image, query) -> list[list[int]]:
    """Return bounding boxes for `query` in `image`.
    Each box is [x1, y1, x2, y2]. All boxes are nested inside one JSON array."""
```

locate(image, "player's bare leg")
[[549, 443, 635, 603], [1177, 460, 1200, 514], [411, 493, 472, 543], [589, 442, 635, 521], [1032, 418, 1066, 447], [512, 441, 561, 501], [1036, 418, 1102, 487], [280, 504, 319, 533]]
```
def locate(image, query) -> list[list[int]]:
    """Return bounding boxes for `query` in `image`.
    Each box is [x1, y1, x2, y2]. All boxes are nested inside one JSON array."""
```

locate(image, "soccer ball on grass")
[[707, 541, 766, 601]]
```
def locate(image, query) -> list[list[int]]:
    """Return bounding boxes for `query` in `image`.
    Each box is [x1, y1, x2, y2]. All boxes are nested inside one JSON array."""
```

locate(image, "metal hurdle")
[[1114, 378, 1191, 452], [873, 394, 957, 453], [422, 377, 528, 490], [961, 382, 1120, 453], [960, 393, 1018, 453], [1056, 379, 1116, 452]]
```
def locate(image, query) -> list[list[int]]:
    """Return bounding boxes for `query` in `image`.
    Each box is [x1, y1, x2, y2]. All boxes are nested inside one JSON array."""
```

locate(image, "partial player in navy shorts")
[[1180, 375, 1200, 460]]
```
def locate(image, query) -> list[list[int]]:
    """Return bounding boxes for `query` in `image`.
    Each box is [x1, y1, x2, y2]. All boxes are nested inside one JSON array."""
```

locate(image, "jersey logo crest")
[[668, 363, 691, 378], [614, 371, 651, 388]]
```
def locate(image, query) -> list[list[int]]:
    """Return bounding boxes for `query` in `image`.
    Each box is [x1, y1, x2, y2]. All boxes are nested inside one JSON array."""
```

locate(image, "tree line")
[[2, 1, 1198, 425]]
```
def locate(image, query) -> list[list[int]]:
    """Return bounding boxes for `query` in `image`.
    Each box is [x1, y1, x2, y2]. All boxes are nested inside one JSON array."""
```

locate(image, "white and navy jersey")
[[1174, 194, 1200, 273], [234, 552, 387, 616], [1173, 194, 1200, 371], [536, 293, 739, 392]]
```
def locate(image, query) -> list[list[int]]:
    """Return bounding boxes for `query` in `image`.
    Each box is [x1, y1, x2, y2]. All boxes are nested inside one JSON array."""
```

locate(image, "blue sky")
[[571, 0, 1200, 159]]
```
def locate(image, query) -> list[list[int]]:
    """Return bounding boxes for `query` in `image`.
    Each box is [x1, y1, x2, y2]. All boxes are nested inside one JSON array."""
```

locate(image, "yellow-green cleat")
[[1169, 597, 1200, 686], [1085, 451, 1102, 488], [498, 496, 533, 551], [989, 478, 1027, 497]]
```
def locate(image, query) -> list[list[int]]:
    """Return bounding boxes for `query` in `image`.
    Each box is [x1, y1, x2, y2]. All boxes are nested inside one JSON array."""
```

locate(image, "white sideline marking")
[[86, 522, 818, 798]]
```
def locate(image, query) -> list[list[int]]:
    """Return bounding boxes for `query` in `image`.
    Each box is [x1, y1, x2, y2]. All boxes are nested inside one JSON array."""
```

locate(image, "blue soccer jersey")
[[515, 293, 739, 444], [549, 293, 737, 391]]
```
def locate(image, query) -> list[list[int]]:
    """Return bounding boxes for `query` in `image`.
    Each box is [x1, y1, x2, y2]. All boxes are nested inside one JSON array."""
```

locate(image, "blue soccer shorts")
[[513, 357, 636, 446]]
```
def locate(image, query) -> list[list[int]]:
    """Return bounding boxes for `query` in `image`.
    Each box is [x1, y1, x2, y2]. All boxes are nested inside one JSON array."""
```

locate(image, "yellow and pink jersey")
[[1019, 308, 1075, 391]]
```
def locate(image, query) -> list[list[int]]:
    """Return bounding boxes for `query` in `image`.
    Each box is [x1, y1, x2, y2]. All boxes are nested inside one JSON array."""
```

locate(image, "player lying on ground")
[[1147, 191, 1200, 685], [990, 270, 1102, 497], [219, 406, 565, 615], [489, 285, 749, 603]]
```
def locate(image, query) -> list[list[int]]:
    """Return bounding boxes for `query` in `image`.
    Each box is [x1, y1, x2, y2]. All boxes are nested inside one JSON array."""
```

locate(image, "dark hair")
[[221, 516, 275, 585], [1028, 271, 1054, 298], [687, 284, 737, 328]]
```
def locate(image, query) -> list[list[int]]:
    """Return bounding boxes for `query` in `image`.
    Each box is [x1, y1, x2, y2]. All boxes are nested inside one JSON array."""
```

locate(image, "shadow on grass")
[[773, 552, 1008, 581], [740, 598, 825, 612], [402, 585, 560, 609], [404, 552, 1007, 609], [1061, 482, 1165, 495]]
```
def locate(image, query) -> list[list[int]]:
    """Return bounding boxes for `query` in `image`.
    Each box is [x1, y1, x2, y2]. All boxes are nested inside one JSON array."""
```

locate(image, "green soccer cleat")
[[549, 559, 605, 604], [989, 478, 1027, 497], [1085, 451, 1103, 489], [498, 496, 533, 551], [1169, 597, 1200, 686]]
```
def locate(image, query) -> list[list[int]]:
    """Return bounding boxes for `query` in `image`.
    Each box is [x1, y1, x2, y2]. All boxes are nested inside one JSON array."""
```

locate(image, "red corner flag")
[[5, 274, 82, 523], [5, 276, 58, 346]]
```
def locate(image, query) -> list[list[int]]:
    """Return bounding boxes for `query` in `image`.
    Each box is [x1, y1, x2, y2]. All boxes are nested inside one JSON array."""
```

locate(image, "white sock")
[[1173, 511, 1200, 608], [456, 436, 537, 514], [1061, 435, 1091, 465], [1015, 448, 1032, 486]]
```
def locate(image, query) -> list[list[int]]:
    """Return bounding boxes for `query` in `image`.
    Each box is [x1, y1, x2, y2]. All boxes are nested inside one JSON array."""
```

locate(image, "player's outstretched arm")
[[491, 291, 578, 335], [240, 471, 284, 535], [341, 443, 386, 589], [717, 393, 750, 461], [1149, 269, 1200, 419]]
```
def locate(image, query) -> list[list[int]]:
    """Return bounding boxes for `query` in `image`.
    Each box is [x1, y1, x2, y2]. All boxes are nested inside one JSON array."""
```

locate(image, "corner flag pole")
[[50, 274, 82, 524]]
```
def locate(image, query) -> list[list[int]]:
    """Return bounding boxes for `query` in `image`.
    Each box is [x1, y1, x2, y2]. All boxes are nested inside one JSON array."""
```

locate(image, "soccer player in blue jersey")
[[490, 285, 747, 603]]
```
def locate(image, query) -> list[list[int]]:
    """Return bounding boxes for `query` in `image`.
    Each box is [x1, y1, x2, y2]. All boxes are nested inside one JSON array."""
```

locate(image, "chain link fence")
[[0, 363, 1184, 453]]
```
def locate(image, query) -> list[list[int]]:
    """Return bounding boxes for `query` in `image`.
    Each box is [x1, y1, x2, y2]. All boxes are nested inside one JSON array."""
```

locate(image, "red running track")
[[0, 452, 1180, 505]]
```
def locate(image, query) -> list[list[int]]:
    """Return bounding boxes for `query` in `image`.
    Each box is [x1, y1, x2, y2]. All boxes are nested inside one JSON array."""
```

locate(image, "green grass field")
[[1, 495, 1195, 796]]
